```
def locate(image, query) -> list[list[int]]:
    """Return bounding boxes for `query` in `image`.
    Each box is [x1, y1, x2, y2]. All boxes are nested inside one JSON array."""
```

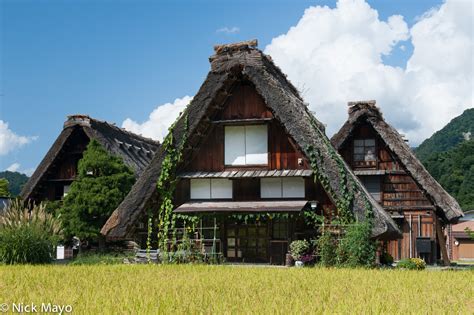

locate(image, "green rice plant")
[[0, 265, 472, 314], [0, 199, 62, 264]]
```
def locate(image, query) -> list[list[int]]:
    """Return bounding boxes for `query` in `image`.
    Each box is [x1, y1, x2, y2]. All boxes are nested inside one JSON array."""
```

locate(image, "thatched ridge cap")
[[213, 39, 258, 55], [347, 100, 383, 118]]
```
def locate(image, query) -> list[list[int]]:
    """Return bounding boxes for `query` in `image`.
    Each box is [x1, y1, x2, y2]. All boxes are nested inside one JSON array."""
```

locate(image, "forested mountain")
[[416, 108, 474, 211], [415, 108, 474, 161], [0, 171, 29, 196]]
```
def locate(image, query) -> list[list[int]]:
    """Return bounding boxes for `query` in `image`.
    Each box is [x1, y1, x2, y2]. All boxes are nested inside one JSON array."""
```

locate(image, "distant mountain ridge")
[[0, 171, 29, 196], [415, 108, 474, 161], [416, 108, 474, 211]]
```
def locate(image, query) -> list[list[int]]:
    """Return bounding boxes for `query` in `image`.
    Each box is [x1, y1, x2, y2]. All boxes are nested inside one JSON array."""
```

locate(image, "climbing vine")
[[152, 114, 189, 251], [304, 109, 375, 225]]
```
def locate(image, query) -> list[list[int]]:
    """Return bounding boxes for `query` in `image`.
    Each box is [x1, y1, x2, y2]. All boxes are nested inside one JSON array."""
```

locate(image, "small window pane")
[[245, 125, 268, 165], [354, 154, 364, 161], [364, 139, 375, 146], [225, 126, 246, 165], [354, 147, 364, 154], [354, 139, 364, 146], [190, 179, 211, 199]]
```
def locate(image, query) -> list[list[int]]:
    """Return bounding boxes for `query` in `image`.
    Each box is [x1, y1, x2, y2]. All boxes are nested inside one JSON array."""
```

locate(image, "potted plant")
[[289, 240, 310, 267]]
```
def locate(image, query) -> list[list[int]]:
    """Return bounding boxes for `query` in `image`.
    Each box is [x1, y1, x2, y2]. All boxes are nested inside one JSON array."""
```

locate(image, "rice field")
[[0, 265, 472, 314]]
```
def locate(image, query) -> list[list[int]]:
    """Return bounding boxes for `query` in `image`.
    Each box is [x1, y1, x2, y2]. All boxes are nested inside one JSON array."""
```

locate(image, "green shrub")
[[397, 258, 426, 270], [316, 230, 337, 267], [0, 200, 62, 264], [336, 222, 376, 267], [289, 240, 310, 261]]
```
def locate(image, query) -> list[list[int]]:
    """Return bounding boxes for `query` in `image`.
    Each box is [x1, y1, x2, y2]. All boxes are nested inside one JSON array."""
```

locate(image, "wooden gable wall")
[[338, 122, 432, 210], [182, 82, 309, 172], [33, 128, 89, 201]]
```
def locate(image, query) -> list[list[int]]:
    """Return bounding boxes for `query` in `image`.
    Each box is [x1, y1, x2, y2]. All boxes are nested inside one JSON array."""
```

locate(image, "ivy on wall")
[[304, 110, 373, 225], [145, 114, 189, 253]]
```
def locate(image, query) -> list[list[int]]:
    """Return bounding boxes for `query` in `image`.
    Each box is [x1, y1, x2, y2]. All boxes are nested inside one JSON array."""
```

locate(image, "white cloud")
[[6, 163, 20, 172], [122, 96, 193, 142], [216, 26, 240, 34], [0, 120, 37, 155], [265, 0, 473, 145]]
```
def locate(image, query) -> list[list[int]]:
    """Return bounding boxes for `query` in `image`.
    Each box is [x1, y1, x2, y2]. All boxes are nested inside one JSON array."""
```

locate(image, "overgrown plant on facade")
[[316, 230, 337, 267], [0, 199, 62, 264], [336, 221, 376, 267], [153, 114, 189, 252]]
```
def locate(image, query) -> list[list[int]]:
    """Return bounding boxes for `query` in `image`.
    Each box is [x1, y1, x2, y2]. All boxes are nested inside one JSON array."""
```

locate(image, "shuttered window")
[[190, 179, 233, 199], [225, 125, 268, 165], [261, 177, 305, 198], [360, 176, 381, 201]]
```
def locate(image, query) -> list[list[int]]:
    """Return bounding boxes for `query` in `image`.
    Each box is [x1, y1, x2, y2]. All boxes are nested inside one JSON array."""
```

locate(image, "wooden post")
[[435, 214, 450, 266]]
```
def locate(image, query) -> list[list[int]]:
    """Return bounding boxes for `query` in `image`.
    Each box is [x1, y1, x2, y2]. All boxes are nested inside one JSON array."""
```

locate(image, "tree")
[[0, 171, 29, 196], [59, 140, 135, 243], [0, 179, 10, 197]]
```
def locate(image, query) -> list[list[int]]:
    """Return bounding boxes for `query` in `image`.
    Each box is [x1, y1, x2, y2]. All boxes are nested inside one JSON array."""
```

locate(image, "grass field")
[[0, 265, 472, 314]]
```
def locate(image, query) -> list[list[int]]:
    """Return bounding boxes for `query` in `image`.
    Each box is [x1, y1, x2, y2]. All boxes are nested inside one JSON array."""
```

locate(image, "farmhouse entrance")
[[225, 223, 269, 263]]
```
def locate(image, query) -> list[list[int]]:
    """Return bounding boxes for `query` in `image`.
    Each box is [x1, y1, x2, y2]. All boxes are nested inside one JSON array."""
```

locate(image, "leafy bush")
[[289, 240, 310, 261], [0, 200, 62, 264], [397, 258, 426, 270], [315, 230, 337, 267], [380, 251, 394, 265], [336, 222, 376, 267]]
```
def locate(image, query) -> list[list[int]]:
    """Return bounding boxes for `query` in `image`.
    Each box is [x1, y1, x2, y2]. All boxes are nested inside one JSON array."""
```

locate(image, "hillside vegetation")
[[416, 108, 474, 161], [416, 108, 474, 210], [0, 171, 29, 196]]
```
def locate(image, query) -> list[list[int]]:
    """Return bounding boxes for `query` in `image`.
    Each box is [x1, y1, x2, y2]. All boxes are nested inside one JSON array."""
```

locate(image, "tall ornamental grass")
[[0, 199, 62, 264]]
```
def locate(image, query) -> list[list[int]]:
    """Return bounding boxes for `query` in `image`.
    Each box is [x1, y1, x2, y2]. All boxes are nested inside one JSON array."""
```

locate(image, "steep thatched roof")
[[21, 115, 160, 200], [331, 101, 464, 223], [101, 40, 401, 240]]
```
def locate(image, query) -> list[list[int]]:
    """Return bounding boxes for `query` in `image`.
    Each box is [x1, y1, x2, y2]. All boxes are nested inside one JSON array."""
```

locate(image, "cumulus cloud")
[[6, 163, 20, 172], [216, 26, 240, 34], [265, 0, 473, 145], [122, 96, 193, 141], [0, 120, 37, 155]]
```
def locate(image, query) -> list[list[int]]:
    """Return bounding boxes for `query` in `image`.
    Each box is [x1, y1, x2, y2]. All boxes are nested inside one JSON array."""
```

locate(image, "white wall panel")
[[190, 179, 211, 199], [211, 179, 233, 199], [261, 178, 282, 198], [282, 177, 305, 198]]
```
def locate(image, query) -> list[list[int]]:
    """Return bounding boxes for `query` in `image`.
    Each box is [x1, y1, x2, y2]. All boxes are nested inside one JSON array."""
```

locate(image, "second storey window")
[[260, 177, 305, 198], [190, 178, 233, 199], [360, 176, 381, 202], [354, 139, 376, 166], [225, 125, 268, 166]]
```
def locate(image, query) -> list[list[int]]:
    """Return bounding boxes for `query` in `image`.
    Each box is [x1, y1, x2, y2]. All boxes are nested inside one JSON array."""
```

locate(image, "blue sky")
[[1, 0, 467, 175]]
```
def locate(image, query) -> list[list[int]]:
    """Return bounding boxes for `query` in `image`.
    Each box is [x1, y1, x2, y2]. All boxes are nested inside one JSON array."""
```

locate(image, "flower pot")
[[295, 260, 304, 267]]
